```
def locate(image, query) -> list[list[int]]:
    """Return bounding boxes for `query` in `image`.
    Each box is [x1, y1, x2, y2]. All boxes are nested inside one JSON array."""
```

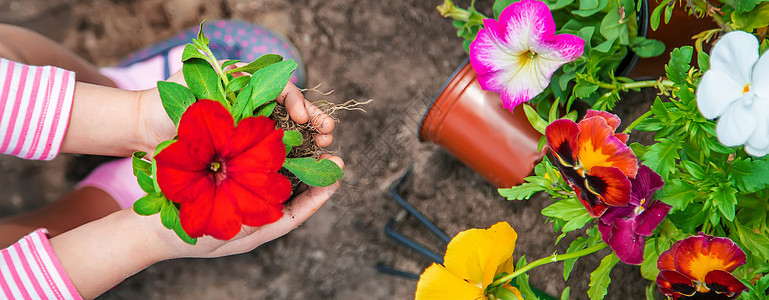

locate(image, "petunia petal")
[[696, 69, 749, 120], [442, 222, 517, 289], [415, 264, 484, 300], [709, 31, 758, 86], [155, 161, 209, 203], [656, 270, 697, 297], [715, 94, 756, 147], [202, 182, 243, 240], [635, 200, 672, 236], [227, 129, 286, 173], [224, 116, 280, 159], [673, 235, 747, 282], [605, 218, 645, 265], [177, 100, 235, 160], [577, 116, 638, 178], [226, 173, 289, 226], [546, 119, 580, 167], [178, 180, 218, 238], [704, 269, 748, 297]]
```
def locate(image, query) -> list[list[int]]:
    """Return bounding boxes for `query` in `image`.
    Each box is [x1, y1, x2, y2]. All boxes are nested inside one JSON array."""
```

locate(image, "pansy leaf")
[[656, 179, 696, 211], [697, 51, 710, 72], [730, 158, 769, 192], [181, 43, 207, 62], [563, 237, 588, 281], [587, 253, 619, 300], [731, 3, 769, 31], [160, 200, 178, 230], [640, 238, 661, 280], [282, 130, 303, 154], [226, 54, 283, 75], [173, 217, 197, 245], [183, 58, 226, 105], [560, 287, 570, 300], [665, 47, 693, 85], [283, 157, 343, 187], [157, 81, 197, 126], [132, 151, 152, 177], [498, 181, 545, 201], [641, 137, 680, 179], [133, 194, 164, 216], [734, 222, 769, 259], [514, 256, 538, 300], [712, 184, 738, 221], [542, 197, 590, 220]]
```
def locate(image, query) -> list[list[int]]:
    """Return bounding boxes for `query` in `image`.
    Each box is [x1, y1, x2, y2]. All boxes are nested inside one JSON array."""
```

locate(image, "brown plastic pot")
[[419, 60, 545, 188]]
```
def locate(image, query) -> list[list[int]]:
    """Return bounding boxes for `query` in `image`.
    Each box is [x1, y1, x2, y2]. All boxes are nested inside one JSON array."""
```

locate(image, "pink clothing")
[[0, 58, 75, 161], [0, 229, 81, 299]]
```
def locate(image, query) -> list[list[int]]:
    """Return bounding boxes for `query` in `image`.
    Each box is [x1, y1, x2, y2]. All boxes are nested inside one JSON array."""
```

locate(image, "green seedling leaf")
[[283, 130, 303, 154], [561, 287, 570, 300], [157, 81, 196, 126], [173, 218, 197, 245], [196, 20, 210, 47], [160, 200, 178, 230], [665, 47, 694, 85], [232, 59, 296, 120], [522, 104, 548, 134], [697, 51, 710, 72], [132, 151, 152, 176], [233, 85, 253, 121], [181, 43, 207, 62], [137, 171, 156, 194], [283, 157, 343, 187], [630, 37, 665, 58], [183, 58, 226, 105], [227, 54, 283, 74], [133, 194, 164, 216], [225, 76, 251, 95], [256, 102, 277, 117], [712, 184, 737, 221], [564, 237, 588, 281], [588, 253, 619, 300], [221, 59, 240, 69]]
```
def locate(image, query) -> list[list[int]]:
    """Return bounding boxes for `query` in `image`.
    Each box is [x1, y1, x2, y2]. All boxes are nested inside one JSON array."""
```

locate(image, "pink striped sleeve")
[[0, 229, 82, 300], [0, 58, 75, 161]]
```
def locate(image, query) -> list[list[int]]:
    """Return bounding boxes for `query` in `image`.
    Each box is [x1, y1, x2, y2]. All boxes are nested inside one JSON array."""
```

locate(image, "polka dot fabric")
[[118, 20, 306, 88]]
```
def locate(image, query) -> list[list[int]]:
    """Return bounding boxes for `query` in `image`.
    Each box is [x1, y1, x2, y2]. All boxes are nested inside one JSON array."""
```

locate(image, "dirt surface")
[[0, 0, 660, 299]]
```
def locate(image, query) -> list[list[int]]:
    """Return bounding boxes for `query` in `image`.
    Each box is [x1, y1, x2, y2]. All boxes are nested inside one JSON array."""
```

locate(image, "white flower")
[[697, 31, 769, 156]]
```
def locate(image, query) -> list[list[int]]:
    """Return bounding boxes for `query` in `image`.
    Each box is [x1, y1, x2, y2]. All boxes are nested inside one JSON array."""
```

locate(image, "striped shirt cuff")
[[0, 58, 75, 161], [0, 229, 82, 299]]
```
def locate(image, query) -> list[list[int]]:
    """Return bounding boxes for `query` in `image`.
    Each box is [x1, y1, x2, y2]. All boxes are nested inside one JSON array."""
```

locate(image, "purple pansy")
[[598, 164, 672, 264], [469, 0, 584, 112]]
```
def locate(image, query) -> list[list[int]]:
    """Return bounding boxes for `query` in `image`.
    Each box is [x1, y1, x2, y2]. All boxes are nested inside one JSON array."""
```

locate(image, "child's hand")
[[149, 154, 344, 259]]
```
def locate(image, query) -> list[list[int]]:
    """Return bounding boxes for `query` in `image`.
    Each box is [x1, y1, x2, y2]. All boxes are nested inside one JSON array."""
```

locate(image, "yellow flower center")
[[743, 83, 751, 94], [519, 50, 538, 66], [634, 198, 646, 214]]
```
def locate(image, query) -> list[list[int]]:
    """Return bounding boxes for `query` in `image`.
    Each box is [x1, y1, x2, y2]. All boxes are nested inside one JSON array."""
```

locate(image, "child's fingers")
[[314, 133, 333, 148], [306, 101, 335, 135], [276, 82, 309, 124]]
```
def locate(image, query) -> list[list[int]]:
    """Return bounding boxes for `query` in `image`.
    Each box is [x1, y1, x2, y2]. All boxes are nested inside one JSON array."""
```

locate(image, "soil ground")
[[0, 0, 662, 299]]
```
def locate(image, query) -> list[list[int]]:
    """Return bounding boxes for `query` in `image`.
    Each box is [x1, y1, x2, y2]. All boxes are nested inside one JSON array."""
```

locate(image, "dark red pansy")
[[545, 110, 638, 217], [155, 99, 291, 240]]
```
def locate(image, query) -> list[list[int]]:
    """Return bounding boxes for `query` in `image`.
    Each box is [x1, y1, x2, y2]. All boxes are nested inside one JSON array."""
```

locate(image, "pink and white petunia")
[[697, 31, 769, 156], [469, 0, 584, 111]]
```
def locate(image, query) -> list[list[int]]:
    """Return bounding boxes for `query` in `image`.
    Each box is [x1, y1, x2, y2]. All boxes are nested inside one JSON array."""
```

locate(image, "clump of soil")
[[271, 103, 320, 195]]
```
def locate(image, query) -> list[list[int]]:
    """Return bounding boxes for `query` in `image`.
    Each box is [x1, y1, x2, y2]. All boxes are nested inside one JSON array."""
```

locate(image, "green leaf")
[[560, 287, 570, 300], [542, 197, 591, 220], [573, 0, 608, 17], [665, 47, 694, 85], [641, 138, 680, 178], [173, 219, 197, 245], [160, 200, 178, 230], [283, 130, 303, 154], [227, 54, 283, 74], [697, 51, 710, 72], [225, 75, 251, 95], [731, 3, 769, 31], [256, 102, 278, 117], [232, 59, 297, 120], [221, 59, 240, 69], [498, 181, 545, 200], [182, 58, 226, 104], [195, 21, 210, 47], [181, 43, 207, 61], [157, 81, 197, 126], [640, 238, 661, 280], [515, 256, 538, 300], [574, 81, 599, 98], [600, 3, 630, 44], [136, 171, 156, 194], [656, 179, 696, 210], [712, 184, 737, 221], [564, 237, 588, 281], [132, 151, 152, 176], [153, 140, 175, 158], [734, 222, 769, 259], [730, 158, 769, 192], [588, 253, 619, 300], [646, 282, 657, 300], [592, 37, 617, 53], [283, 157, 343, 187], [630, 37, 665, 58], [133, 194, 164, 216], [546, 0, 575, 10], [493, 0, 516, 19], [523, 104, 548, 134]]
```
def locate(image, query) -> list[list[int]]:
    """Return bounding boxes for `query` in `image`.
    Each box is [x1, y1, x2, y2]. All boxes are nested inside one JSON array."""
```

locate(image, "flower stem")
[[487, 242, 608, 290], [623, 110, 654, 134], [597, 79, 674, 91]]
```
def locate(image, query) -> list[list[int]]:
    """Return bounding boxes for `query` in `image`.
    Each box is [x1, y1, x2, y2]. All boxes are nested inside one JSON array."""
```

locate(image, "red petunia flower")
[[545, 110, 638, 217], [155, 99, 291, 240], [656, 233, 747, 299]]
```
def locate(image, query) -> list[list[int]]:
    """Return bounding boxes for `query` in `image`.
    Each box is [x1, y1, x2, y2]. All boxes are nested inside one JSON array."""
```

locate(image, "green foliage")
[[282, 130, 303, 154], [588, 253, 618, 300], [182, 58, 226, 106], [157, 81, 196, 126], [232, 59, 297, 121], [283, 157, 344, 187]]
